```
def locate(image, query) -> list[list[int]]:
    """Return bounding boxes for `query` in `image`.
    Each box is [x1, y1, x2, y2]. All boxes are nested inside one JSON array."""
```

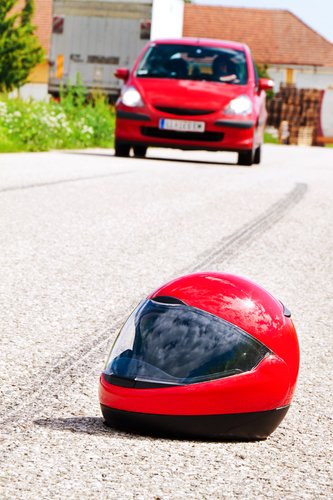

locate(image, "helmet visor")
[[104, 299, 269, 387]]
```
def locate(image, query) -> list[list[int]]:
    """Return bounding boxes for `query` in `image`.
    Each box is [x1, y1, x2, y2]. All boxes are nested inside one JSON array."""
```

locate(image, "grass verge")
[[0, 81, 115, 153]]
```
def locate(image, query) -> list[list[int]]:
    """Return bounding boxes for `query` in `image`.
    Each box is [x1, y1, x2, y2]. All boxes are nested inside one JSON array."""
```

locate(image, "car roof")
[[151, 37, 248, 52]]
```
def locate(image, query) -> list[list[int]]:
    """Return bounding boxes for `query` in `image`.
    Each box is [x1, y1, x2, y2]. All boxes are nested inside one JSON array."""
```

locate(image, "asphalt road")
[[0, 145, 332, 499]]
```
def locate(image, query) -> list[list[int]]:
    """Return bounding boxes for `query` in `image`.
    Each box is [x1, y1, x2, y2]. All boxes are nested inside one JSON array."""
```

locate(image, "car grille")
[[141, 127, 223, 142], [154, 106, 216, 116]]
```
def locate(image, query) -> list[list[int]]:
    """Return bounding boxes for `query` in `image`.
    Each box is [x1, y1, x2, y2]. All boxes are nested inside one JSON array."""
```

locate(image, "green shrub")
[[0, 80, 115, 152]]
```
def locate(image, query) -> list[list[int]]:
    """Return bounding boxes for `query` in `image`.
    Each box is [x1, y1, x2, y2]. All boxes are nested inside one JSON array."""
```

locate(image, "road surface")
[[0, 145, 332, 499]]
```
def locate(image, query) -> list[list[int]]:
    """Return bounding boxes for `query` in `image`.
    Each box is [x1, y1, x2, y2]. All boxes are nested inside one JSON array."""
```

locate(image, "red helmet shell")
[[99, 273, 300, 439], [149, 272, 300, 387]]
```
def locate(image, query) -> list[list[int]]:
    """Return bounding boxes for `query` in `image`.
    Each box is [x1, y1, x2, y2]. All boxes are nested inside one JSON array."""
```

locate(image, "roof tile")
[[183, 5, 333, 67]]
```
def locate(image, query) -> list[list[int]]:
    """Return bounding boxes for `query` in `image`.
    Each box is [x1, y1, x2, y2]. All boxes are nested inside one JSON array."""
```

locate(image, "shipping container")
[[48, 0, 154, 98]]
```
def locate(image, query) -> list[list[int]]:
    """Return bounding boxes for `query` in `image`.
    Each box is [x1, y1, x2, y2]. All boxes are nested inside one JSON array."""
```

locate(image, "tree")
[[0, 0, 44, 93]]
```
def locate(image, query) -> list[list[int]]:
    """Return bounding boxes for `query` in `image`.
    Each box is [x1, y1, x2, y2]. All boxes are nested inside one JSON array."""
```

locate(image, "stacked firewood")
[[266, 84, 321, 145]]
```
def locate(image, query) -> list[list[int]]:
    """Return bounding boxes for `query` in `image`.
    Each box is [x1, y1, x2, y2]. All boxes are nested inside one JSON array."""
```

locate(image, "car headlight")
[[224, 95, 253, 116], [121, 86, 144, 107]]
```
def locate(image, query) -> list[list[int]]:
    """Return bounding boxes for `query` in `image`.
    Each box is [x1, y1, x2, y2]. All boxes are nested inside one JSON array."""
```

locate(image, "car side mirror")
[[258, 78, 275, 92], [114, 68, 130, 81]]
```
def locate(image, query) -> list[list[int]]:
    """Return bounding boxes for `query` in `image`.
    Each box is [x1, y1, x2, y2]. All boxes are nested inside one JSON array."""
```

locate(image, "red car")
[[114, 38, 274, 166]]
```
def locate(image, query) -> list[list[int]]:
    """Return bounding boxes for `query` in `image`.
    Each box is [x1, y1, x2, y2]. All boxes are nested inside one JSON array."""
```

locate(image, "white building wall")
[[10, 84, 50, 101], [268, 65, 333, 91], [295, 68, 333, 89], [151, 0, 184, 40], [266, 67, 285, 92]]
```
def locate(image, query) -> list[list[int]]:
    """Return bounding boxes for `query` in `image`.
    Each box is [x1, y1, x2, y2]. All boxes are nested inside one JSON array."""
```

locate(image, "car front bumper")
[[115, 109, 256, 152]]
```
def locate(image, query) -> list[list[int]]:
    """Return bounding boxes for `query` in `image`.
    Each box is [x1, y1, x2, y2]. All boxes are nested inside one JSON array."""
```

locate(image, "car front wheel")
[[133, 145, 147, 158], [253, 145, 261, 164], [114, 141, 130, 157], [238, 149, 253, 166]]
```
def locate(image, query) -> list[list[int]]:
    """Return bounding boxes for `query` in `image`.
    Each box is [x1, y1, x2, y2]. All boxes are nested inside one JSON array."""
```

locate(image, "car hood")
[[134, 78, 250, 112]]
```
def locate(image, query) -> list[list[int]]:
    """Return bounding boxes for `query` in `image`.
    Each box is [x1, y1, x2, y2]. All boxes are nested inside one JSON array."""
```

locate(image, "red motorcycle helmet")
[[99, 273, 300, 440]]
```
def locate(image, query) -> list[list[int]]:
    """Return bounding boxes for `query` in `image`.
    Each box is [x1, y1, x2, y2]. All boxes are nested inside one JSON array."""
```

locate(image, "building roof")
[[183, 5, 333, 67], [14, 0, 52, 53]]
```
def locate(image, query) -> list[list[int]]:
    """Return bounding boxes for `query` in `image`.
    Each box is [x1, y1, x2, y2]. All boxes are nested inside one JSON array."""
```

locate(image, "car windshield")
[[135, 43, 248, 84], [104, 299, 269, 386]]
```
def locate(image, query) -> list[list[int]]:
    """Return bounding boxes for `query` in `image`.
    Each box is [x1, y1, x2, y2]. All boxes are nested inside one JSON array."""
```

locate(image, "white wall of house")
[[151, 0, 184, 40], [10, 84, 49, 101], [268, 65, 333, 91], [266, 67, 285, 92], [295, 67, 333, 89]]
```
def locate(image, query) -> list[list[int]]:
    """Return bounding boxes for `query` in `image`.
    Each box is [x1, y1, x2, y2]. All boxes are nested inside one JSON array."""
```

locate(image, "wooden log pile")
[[266, 84, 321, 146]]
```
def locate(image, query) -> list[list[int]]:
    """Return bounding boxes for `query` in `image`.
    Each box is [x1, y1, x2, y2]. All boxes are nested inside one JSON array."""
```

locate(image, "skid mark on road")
[[0, 182, 308, 426], [0, 171, 134, 193], [188, 182, 308, 271]]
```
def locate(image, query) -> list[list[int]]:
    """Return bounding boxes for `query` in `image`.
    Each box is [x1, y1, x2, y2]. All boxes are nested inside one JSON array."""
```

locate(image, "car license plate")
[[159, 119, 205, 133]]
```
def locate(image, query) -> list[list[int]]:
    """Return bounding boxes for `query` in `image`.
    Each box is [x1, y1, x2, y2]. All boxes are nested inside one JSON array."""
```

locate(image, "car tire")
[[133, 145, 147, 158], [115, 141, 130, 157], [238, 150, 253, 166], [253, 145, 261, 164]]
